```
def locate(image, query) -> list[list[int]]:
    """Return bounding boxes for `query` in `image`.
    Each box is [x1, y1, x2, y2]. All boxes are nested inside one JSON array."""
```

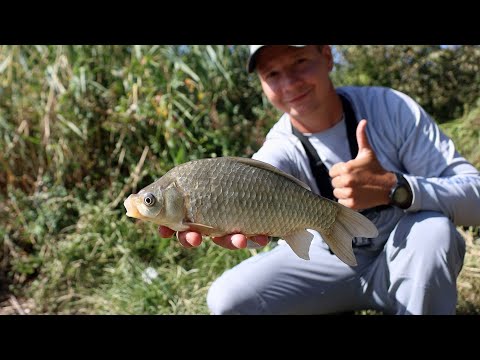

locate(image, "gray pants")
[[207, 211, 466, 315]]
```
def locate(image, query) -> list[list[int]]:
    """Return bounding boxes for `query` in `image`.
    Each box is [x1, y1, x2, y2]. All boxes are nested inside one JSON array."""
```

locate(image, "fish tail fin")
[[316, 205, 378, 267]]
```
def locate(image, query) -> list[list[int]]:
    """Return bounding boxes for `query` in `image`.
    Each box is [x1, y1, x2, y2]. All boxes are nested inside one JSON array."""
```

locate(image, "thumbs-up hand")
[[329, 119, 397, 210]]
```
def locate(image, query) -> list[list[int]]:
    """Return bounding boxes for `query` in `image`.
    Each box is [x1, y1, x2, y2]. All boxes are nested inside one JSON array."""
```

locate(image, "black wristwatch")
[[389, 172, 413, 209]]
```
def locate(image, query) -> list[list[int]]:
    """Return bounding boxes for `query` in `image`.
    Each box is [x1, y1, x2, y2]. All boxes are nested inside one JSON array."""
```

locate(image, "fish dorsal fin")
[[228, 157, 311, 191]]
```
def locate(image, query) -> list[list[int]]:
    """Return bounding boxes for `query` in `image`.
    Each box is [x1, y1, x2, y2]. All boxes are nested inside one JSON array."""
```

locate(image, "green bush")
[[333, 45, 480, 123]]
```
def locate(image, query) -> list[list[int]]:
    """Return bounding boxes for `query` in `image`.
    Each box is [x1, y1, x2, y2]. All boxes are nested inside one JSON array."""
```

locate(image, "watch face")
[[393, 186, 411, 208]]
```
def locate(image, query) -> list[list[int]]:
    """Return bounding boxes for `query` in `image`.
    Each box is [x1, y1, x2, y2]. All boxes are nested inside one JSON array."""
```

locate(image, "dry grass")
[[456, 227, 480, 314]]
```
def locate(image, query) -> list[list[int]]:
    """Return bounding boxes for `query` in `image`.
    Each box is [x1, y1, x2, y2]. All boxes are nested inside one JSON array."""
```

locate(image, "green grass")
[[2, 184, 272, 314]]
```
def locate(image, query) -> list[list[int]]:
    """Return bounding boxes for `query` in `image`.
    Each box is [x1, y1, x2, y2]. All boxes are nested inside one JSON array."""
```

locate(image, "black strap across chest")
[[291, 93, 358, 202]]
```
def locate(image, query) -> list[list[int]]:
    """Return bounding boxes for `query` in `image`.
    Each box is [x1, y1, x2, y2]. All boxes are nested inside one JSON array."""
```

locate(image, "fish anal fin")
[[283, 229, 314, 260]]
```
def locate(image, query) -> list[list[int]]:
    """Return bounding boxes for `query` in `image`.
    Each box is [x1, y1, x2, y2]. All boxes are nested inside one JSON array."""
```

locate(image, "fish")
[[124, 157, 379, 266]]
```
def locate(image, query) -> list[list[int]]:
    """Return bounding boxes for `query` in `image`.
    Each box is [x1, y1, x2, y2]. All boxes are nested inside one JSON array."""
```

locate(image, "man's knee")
[[396, 211, 461, 253], [384, 211, 465, 314], [391, 211, 465, 272], [206, 279, 240, 315], [207, 275, 264, 315]]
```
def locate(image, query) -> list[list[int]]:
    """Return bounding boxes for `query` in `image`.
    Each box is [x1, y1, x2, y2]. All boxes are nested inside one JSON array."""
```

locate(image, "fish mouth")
[[124, 195, 142, 219]]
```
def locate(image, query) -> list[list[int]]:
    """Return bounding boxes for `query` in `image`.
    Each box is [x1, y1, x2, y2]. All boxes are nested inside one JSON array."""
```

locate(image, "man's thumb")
[[356, 119, 372, 155]]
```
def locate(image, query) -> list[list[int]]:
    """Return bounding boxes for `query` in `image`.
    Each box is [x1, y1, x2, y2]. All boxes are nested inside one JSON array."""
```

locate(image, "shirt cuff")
[[402, 174, 419, 212]]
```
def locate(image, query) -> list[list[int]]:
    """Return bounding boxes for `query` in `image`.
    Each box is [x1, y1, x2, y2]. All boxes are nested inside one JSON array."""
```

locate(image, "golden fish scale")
[[168, 158, 338, 236]]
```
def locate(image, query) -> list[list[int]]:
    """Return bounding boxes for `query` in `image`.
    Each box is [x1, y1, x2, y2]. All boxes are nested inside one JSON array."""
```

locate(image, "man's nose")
[[281, 71, 301, 90]]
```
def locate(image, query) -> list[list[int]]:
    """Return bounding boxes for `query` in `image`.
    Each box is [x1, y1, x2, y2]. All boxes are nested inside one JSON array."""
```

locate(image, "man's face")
[[256, 45, 333, 120]]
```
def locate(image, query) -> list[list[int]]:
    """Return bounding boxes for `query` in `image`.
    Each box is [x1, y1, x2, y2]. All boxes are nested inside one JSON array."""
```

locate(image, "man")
[[159, 45, 480, 314]]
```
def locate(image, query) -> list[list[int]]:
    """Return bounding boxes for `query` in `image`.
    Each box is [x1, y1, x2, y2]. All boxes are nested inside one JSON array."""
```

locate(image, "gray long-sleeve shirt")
[[252, 86, 480, 250]]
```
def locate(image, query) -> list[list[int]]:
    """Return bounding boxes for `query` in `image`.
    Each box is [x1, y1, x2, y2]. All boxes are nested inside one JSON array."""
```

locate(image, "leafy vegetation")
[[333, 45, 480, 123]]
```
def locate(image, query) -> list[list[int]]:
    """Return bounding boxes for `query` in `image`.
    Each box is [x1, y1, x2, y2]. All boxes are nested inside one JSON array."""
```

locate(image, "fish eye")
[[143, 193, 156, 207]]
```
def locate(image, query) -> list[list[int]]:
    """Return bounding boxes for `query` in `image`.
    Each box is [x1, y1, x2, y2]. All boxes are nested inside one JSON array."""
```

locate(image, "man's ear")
[[323, 45, 334, 71]]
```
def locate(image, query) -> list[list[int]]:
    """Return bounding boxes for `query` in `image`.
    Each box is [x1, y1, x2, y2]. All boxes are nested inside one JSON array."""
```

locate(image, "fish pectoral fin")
[[183, 222, 215, 234], [283, 229, 314, 260]]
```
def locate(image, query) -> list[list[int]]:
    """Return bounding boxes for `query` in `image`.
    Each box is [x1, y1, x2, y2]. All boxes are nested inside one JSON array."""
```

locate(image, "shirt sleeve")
[[252, 136, 295, 176], [395, 92, 480, 226]]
